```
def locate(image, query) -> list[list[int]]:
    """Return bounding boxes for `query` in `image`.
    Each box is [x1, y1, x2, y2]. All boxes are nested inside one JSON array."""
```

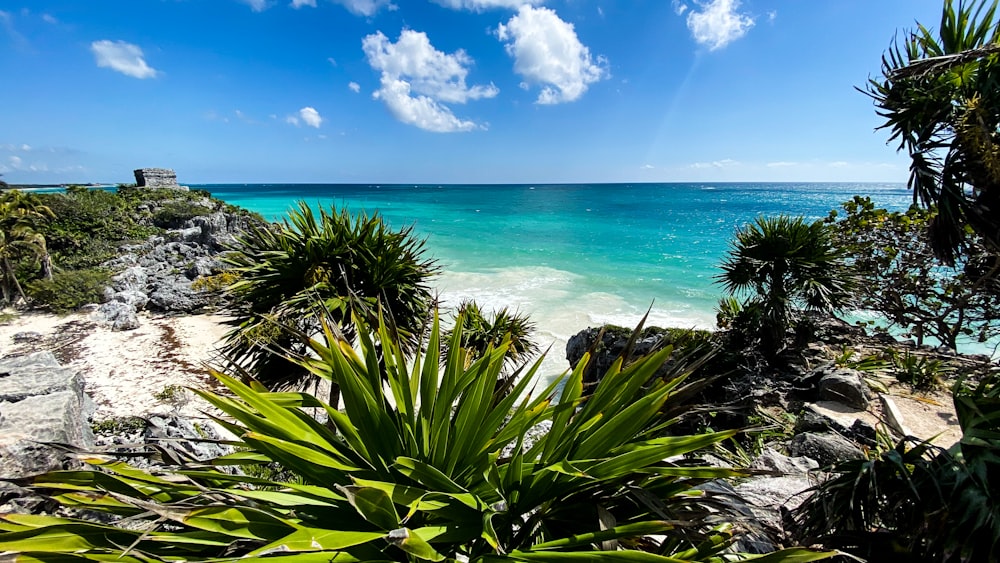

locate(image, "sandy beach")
[[0, 310, 231, 421]]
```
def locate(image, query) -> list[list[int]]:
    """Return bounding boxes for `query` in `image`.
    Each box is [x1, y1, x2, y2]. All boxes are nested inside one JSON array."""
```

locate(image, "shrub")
[[26, 268, 110, 313], [151, 201, 213, 228], [191, 271, 239, 293]]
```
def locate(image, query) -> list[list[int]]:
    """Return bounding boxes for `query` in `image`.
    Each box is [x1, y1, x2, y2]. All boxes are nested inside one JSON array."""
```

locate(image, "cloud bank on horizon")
[[0, 1, 937, 183]]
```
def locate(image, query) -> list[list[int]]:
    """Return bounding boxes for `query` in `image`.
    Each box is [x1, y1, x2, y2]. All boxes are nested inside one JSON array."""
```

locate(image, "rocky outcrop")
[[93, 207, 258, 329], [134, 168, 187, 190], [0, 352, 94, 478]]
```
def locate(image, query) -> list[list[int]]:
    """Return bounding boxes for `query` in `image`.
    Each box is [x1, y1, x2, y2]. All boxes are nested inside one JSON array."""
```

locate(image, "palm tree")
[[220, 201, 439, 393], [0, 190, 55, 305], [717, 215, 853, 359], [445, 299, 539, 395], [865, 0, 1000, 262]]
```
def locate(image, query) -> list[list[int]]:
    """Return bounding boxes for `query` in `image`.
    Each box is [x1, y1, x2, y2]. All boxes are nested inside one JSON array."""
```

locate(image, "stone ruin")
[[133, 168, 188, 191]]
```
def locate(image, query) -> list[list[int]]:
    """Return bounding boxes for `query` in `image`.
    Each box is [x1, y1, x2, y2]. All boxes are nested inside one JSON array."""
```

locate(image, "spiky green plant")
[[0, 310, 834, 563], [0, 189, 55, 305], [865, 0, 1000, 261], [445, 299, 539, 376], [717, 215, 853, 359], [221, 200, 438, 390], [793, 367, 1000, 561]]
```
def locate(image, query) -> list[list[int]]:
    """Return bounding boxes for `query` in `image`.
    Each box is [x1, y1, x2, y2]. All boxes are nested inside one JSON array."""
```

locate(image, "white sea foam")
[[433, 266, 718, 388]]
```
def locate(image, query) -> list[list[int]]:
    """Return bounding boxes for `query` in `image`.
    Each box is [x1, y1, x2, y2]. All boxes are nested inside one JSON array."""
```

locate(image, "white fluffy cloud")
[[299, 107, 323, 128], [433, 0, 541, 11], [287, 107, 323, 128], [680, 0, 755, 51], [496, 6, 607, 104], [374, 77, 479, 132], [90, 40, 159, 79], [291, 0, 316, 6], [348, 81, 361, 93], [336, 0, 394, 16], [363, 29, 496, 132]]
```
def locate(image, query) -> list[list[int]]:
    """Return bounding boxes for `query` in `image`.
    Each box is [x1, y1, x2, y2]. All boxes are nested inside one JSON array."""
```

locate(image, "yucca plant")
[[220, 200, 438, 390], [0, 310, 833, 563]]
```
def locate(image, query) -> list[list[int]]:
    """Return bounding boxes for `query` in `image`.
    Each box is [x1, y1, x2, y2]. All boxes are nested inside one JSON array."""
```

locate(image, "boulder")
[[93, 301, 140, 331], [112, 290, 149, 311], [789, 432, 864, 467], [0, 352, 94, 478], [112, 266, 148, 293], [750, 448, 819, 474], [147, 281, 208, 313], [817, 368, 870, 410]]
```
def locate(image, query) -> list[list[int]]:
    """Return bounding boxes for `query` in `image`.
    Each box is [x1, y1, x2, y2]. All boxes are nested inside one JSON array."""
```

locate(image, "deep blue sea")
[[195, 182, 928, 374]]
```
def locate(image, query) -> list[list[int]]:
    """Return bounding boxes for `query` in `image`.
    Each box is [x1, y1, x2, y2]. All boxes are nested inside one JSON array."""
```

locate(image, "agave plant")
[[220, 200, 438, 390], [0, 310, 833, 563]]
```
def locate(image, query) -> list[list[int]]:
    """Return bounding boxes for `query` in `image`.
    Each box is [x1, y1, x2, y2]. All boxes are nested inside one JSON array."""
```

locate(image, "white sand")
[[0, 310, 232, 420]]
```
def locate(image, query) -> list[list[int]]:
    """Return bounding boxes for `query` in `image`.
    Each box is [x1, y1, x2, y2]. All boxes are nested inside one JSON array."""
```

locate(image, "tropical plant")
[[717, 215, 853, 359], [828, 196, 1000, 350], [865, 0, 1000, 261], [792, 367, 1000, 561], [445, 299, 538, 372], [25, 267, 111, 313], [221, 201, 438, 391], [0, 311, 834, 563], [0, 190, 55, 305]]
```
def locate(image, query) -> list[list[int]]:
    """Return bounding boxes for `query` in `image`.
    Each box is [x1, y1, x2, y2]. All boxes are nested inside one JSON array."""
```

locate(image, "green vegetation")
[[717, 215, 853, 359], [793, 368, 1000, 561], [25, 268, 111, 314], [153, 383, 186, 404], [220, 201, 439, 392], [0, 311, 833, 562], [90, 416, 147, 434], [445, 299, 539, 372], [866, 0, 1000, 261], [828, 196, 1000, 349], [191, 270, 239, 293], [0, 189, 54, 306]]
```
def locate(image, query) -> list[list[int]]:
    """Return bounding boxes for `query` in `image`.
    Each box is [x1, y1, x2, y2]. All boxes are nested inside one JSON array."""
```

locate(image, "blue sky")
[[0, 0, 941, 184]]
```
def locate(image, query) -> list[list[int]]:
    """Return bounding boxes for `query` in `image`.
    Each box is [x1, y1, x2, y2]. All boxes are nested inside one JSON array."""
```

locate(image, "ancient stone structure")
[[133, 168, 187, 190]]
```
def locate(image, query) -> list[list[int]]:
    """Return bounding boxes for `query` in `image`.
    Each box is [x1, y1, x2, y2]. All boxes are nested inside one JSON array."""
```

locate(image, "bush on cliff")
[[0, 310, 834, 563], [26, 268, 111, 313]]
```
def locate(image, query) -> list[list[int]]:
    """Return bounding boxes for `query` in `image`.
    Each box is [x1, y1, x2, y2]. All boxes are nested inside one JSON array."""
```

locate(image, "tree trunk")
[[2, 257, 26, 305], [40, 253, 53, 281]]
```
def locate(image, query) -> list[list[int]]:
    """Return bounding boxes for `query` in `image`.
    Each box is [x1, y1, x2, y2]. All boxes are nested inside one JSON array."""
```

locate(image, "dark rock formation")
[[789, 432, 864, 467], [816, 368, 871, 410], [0, 352, 94, 478], [134, 168, 187, 190]]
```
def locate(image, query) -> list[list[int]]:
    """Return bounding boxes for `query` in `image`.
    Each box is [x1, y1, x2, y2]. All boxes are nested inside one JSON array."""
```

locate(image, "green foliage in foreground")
[[25, 268, 110, 314], [865, 0, 1000, 261], [793, 367, 1000, 561], [0, 311, 833, 563], [445, 299, 539, 373]]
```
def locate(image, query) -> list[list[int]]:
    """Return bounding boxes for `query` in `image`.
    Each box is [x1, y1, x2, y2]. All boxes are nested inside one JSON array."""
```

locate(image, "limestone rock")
[[789, 432, 864, 467], [750, 448, 819, 474], [0, 352, 94, 478], [817, 368, 870, 410], [93, 301, 140, 331]]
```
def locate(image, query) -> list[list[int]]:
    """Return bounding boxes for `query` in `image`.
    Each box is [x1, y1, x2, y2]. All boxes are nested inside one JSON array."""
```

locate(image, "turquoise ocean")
[[196, 182, 932, 375]]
